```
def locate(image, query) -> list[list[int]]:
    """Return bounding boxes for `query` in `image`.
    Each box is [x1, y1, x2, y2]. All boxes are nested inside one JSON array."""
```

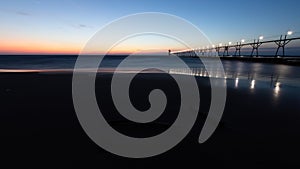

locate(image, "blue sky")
[[1, 0, 300, 54]]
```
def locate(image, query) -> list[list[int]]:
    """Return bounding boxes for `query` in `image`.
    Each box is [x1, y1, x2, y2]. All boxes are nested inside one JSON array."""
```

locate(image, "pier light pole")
[[216, 43, 222, 56], [201, 47, 205, 56], [275, 31, 293, 57], [215, 45, 220, 56], [206, 46, 211, 56], [211, 45, 215, 56]]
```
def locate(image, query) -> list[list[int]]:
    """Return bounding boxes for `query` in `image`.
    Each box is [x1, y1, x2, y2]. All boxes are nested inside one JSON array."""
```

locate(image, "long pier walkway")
[[171, 32, 300, 58]]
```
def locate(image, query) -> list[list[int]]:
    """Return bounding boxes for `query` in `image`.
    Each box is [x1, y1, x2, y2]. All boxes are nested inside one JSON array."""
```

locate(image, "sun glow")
[[0, 40, 81, 54]]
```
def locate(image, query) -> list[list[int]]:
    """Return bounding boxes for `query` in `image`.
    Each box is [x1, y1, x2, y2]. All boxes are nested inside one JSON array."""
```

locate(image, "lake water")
[[0, 55, 300, 87]]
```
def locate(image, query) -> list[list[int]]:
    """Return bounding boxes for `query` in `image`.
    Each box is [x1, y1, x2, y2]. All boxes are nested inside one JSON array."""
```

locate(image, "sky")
[[1, 0, 300, 54]]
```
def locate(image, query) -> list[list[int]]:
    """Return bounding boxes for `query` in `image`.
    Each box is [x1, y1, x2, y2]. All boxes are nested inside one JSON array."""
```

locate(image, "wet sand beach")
[[1, 72, 300, 168]]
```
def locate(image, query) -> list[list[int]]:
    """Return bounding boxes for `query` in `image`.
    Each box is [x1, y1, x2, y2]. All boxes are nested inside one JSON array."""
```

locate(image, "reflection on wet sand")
[[0, 65, 293, 98], [168, 67, 287, 97], [235, 78, 239, 88], [274, 82, 281, 97], [250, 80, 255, 89]]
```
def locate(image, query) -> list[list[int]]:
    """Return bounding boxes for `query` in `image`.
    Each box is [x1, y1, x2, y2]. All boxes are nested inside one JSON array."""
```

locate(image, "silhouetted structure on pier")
[[172, 34, 300, 58]]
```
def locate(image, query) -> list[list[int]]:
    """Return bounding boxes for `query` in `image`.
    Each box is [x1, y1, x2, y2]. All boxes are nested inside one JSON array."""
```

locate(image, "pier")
[[172, 31, 300, 58]]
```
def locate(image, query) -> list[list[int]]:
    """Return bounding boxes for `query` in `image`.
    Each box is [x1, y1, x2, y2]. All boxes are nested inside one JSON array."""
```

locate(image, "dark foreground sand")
[[1, 72, 300, 168]]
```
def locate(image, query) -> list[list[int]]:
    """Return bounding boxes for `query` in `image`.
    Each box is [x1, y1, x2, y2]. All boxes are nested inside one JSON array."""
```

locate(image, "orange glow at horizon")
[[0, 42, 182, 55], [0, 40, 82, 54], [0, 34, 186, 55], [0, 40, 194, 55]]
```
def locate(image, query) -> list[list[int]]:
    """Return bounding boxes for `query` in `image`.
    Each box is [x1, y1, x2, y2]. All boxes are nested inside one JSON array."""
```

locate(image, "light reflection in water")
[[274, 82, 280, 96], [169, 68, 227, 79], [235, 78, 239, 88], [250, 80, 255, 89], [167, 67, 293, 98]]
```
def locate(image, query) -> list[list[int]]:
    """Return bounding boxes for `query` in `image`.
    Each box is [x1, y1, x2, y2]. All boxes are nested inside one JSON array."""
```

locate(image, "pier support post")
[[200, 49, 205, 56], [250, 39, 262, 57], [215, 46, 221, 56], [223, 45, 229, 56], [234, 42, 242, 56], [275, 35, 291, 57]]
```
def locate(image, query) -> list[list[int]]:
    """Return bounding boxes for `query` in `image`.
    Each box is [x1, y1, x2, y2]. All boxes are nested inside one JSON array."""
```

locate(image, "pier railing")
[[171, 35, 300, 58]]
